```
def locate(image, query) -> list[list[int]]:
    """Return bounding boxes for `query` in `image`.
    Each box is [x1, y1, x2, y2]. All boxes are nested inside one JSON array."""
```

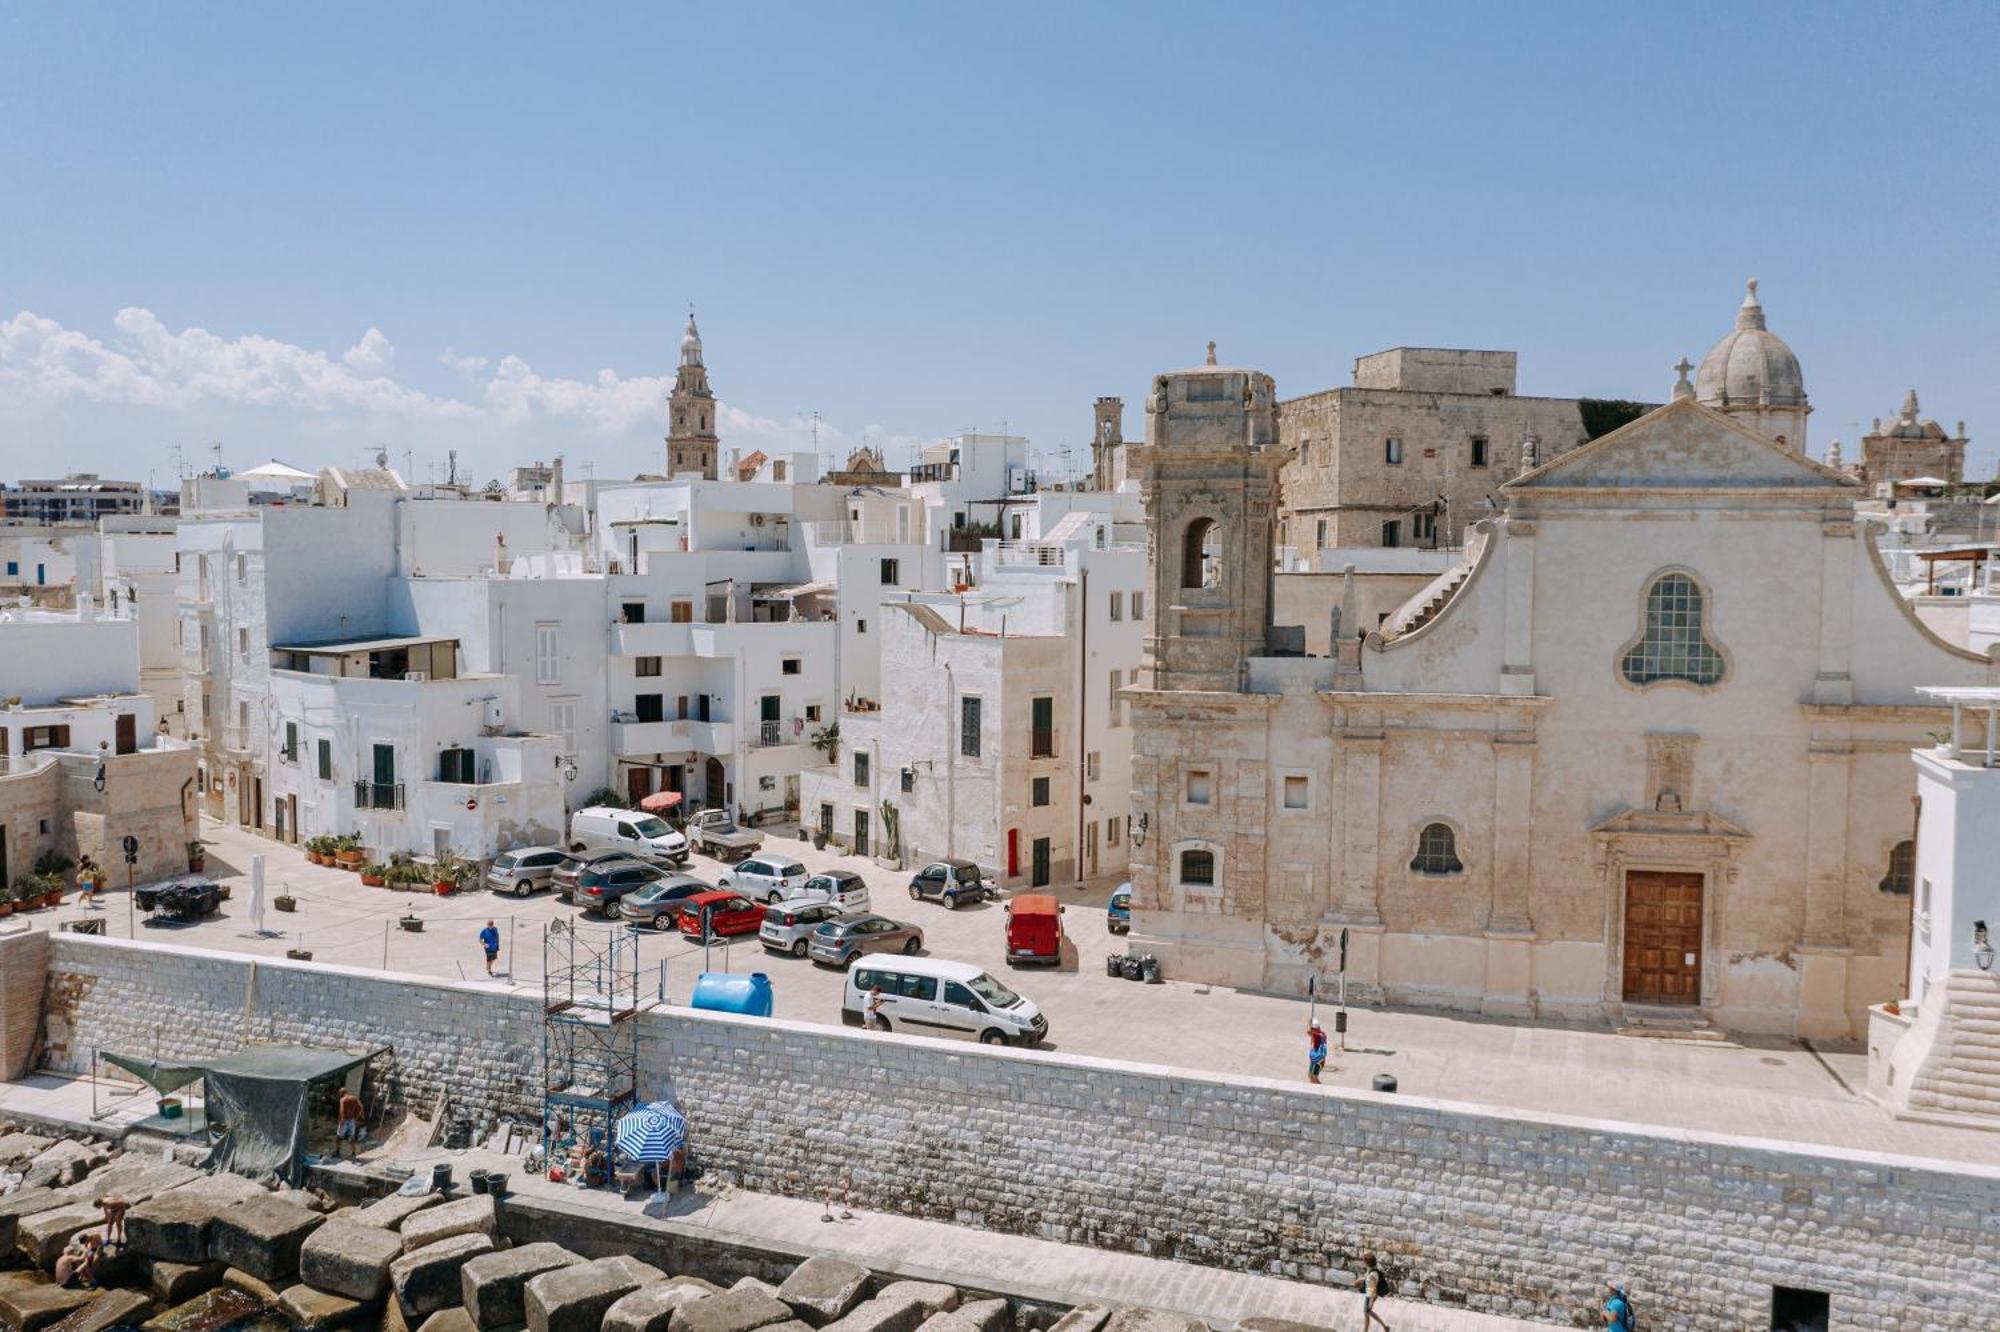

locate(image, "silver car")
[[717, 855, 810, 904], [617, 874, 714, 930], [806, 914, 924, 968], [485, 846, 564, 897], [759, 899, 850, 957]]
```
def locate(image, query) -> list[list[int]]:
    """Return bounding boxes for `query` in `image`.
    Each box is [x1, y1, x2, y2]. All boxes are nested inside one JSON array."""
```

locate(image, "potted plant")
[[274, 892, 297, 912], [0, 877, 28, 918], [430, 852, 466, 896], [333, 835, 364, 870], [41, 874, 64, 909], [304, 835, 332, 866], [360, 863, 387, 887], [186, 839, 206, 874]]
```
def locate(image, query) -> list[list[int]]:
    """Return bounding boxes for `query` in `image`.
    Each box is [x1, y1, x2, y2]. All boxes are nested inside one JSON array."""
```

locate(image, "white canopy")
[[1895, 475, 1949, 488], [236, 460, 316, 484]]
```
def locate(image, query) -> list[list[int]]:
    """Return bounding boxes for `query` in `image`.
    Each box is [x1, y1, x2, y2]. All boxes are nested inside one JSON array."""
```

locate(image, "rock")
[[353, 1191, 441, 1231], [0, 1283, 100, 1332], [954, 1299, 1010, 1332], [669, 1287, 800, 1332], [221, 1267, 284, 1304], [277, 1282, 374, 1330], [417, 1310, 479, 1332], [17, 1201, 106, 1268], [460, 1240, 581, 1330], [1233, 1321, 1329, 1332], [525, 1256, 646, 1332], [1101, 1315, 1205, 1332], [823, 1294, 942, 1332], [399, 1194, 496, 1253], [603, 1255, 666, 1286], [22, 1140, 106, 1190], [46, 1288, 152, 1332], [778, 1258, 870, 1327], [390, 1232, 496, 1320], [0, 1132, 55, 1165], [208, 1195, 323, 1281], [300, 1219, 403, 1300], [877, 1284, 958, 1317], [127, 1190, 236, 1264], [145, 1258, 226, 1303], [0, 1187, 76, 1250], [605, 1280, 729, 1332], [77, 1157, 202, 1203], [1046, 1309, 1110, 1332], [140, 1284, 265, 1331]]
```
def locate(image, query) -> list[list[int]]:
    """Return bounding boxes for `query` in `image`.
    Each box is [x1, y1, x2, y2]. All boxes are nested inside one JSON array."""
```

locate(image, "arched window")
[[1181, 518, 1220, 589], [1410, 822, 1463, 875], [1179, 848, 1215, 886], [1621, 572, 1724, 686], [1878, 840, 1914, 896]]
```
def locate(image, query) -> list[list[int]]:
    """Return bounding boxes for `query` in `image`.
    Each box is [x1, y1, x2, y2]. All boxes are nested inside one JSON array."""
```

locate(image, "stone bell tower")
[[666, 311, 720, 480], [1128, 343, 1284, 693], [1091, 396, 1123, 490]]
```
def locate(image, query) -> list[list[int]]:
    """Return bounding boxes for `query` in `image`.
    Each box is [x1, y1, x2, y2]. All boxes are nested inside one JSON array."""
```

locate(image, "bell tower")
[[666, 311, 720, 480], [1091, 397, 1123, 490], [1128, 344, 1283, 693]]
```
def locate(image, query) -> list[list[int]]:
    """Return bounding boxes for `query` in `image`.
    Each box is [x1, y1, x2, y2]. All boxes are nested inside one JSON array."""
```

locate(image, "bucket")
[[485, 1172, 508, 1197], [1372, 1074, 1398, 1094], [468, 1169, 490, 1195], [431, 1162, 453, 1192]]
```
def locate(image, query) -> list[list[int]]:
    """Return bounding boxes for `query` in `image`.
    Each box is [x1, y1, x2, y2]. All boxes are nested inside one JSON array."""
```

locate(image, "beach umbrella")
[[615, 1105, 686, 1162]]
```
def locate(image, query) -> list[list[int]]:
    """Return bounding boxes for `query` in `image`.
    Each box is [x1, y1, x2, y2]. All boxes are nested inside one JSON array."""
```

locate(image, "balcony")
[[750, 718, 804, 749], [995, 542, 1070, 569], [354, 780, 406, 811], [0, 753, 57, 783], [217, 724, 250, 754], [609, 718, 734, 757]]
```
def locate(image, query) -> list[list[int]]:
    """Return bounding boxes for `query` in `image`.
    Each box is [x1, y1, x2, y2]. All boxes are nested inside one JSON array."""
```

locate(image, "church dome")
[[1695, 279, 1805, 408]]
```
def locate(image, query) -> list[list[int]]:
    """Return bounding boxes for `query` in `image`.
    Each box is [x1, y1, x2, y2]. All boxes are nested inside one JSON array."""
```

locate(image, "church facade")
[[1125, 289, 1996, 1038]]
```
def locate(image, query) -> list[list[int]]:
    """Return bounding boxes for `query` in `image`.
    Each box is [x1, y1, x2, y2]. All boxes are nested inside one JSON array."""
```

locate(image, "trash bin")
[[1371, 1074, 1398, 1094], [1141, 955, 1162, 984], [431, 1162, 453, 1192], [1105, 953, 1123, 978]]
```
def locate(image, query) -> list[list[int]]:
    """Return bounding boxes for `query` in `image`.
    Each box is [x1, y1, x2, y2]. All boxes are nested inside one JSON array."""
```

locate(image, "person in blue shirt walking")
[[1603, 1281, 1633, 1330], [1306, 1022, 1329, 1084], [478, 920, 501, 976]]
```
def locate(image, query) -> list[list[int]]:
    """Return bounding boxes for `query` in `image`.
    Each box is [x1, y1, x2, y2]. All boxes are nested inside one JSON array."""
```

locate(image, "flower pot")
[[188, 859, 205, 874], [42, 892, 61, 909], [399, 915, 424, 933], [285, 948, 312, 961], [361, 873, 385, 887], [335, 850, 362, 868], [433, 882, 453, 896], [0, 903, 14, 919], [274, 896, 297, 913]]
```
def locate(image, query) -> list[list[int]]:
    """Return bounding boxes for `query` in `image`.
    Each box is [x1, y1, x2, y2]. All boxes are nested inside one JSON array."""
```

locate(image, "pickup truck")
[[686, 808, 763, 862]]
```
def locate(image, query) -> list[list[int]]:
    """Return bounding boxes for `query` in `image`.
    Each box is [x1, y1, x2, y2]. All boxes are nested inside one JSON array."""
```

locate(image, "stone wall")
[[14, 935, 1999, 1330]]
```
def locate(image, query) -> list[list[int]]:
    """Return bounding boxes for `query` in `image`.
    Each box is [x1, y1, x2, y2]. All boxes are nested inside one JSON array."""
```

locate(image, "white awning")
[[237, 460, 317, 483], [756, 581, 835, 600]]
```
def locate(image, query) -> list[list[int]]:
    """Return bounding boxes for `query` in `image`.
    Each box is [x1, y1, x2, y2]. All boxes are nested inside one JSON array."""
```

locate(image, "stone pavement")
[[16, 813, 1997, 1167]]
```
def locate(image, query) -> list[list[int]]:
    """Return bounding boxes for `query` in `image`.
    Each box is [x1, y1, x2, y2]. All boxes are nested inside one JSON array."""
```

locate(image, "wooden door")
[[1623, 870, 1704, 1004], [627, 766, 652, 804], [114, 713, 137, 755]]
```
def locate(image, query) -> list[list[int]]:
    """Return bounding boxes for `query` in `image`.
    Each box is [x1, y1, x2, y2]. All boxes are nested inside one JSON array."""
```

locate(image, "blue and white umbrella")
[[614, 1102, 687, 1162]]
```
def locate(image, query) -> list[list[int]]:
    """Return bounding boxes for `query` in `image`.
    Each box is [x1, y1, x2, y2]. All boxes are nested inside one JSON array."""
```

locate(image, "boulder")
[[417, 1311, 479, 1332], [525, 1256, 645, 1332], [17, 1201, 107, 1268], [0, 1132, 55, 1165], [0, 1283, 100, 1332], [0, 1187, 76, 1250], [22, 1139, 105, 1189], [78, 1157, 202, 1203], [604, 1279, 727, 1332], [208, 1195, 323, 1281], [145, 1257, 226, 1303], [399, 1194, 496, 1253], [276, 1282, 374, 1330], [821, 1294, 936, 1332], [353, 1190, 441, 1231], [390, 1232, 496, 1320], [1101, 1315, 1206, 1332], [45, 1288, 152, 1332], [460, 1240, 582, 1329], [669, 1286, 799, 1332], [300, 1219, 403, 1301], [140, 1284, 265, 1331], [778, 1258, 870, 1327], [1046, 1309, 1110, 1332], [731, 1278, 783, 1299], [877, 1284, 958, 1317], [953, 1299, 1010, 1332], [127, 1190, 237, 1264], [221, 1267, 285, 1304]]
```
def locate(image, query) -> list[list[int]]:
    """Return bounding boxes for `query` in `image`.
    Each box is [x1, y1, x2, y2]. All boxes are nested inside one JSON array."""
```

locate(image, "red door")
[[1007, 828, 1019, 879]]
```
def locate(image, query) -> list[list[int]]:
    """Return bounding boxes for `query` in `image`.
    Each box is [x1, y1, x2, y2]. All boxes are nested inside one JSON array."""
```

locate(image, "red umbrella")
[[638, 790, 684, 813]]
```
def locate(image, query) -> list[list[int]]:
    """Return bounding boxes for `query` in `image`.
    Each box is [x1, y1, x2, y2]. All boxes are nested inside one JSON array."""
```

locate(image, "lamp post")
[[1975, 920, 1995, 973]]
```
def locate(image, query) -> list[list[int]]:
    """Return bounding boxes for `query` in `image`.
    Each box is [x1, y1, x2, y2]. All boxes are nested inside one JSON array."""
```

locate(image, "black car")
[[574, 861, 665, 917], [551, 851, 645, 903], [906, 859, 993, 909]]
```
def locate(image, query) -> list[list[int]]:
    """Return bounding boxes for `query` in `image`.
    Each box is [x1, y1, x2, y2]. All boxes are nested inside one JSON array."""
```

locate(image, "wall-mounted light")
[[92, 760, 106, 794], [1129, 811, 1149, 847], [1975, 920, 1995, 972]]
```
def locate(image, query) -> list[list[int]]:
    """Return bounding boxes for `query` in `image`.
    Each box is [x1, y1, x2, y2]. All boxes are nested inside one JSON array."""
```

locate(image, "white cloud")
[[439, 347, 488, 379], [342, 327, 395, 376]]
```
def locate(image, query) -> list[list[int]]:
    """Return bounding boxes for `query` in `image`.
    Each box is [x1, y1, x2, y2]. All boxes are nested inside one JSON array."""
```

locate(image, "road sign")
[[121, 835, 139, 865]]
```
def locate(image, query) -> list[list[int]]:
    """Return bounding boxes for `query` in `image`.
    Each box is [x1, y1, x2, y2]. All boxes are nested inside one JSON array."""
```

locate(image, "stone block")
[[672, 1287, 813, 1332], [731, 1277, 783, 1299], [399, 1194, 496, 1253], [525, 1257, 645, 1332], [300, 1219, 403, 1300], [127, 1190, 235, 1264], [604, 1280, 726, 1332], [45, 1288, 151, 1332], [459, 1240, 581, 1330], [277, 1282, 374, 1330], [955, 1299, 1009, 1332], [390, 1232, 496, 1320], [877, 1284, 957, 1317], [145, 1257, 225, 1303], [208, 1194, 323, 1281], [140, 1284, 265, 1331], [0, 1132, 55, 1164], [604, 1255, 666, 1286], [354, 1190, 442, 1231], [222, 1267, 284, 1304], [78, 1157, 201, 1203], [0, 1282, 101, 1332], [17, 1201, 105, 1268], [778, 1257, 870, 1326], [22, 1139, 106, 1189], [0, 1187, 74, 1250], [1046, 1309, 1109, 1332], [916, 1312, 997, 1332], [821, 1294, 932, 1332], [1101, 1314, 1205, 1332], [417, 1310, 479, 1332]]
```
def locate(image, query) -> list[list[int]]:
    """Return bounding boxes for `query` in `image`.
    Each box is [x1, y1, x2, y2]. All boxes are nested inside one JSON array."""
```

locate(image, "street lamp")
[[92, 760, 106, 794], [1128, 812, 1148, 848], [1975, 920, 1995, 972]]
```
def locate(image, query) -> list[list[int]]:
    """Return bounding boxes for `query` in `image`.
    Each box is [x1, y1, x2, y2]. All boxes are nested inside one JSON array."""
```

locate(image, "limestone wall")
[[14, 935, 1998, 1330]]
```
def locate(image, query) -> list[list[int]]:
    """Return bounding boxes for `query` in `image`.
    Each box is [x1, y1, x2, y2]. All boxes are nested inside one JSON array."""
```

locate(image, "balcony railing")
[[354, 780, 406, 811], [218, 724, 250, 752], [1030, 731, 1056, 759], [751, 719, 791, 748], [0, 753, 57, 781], [804, 521, 855, 547], [995, 542, 1068, 568]]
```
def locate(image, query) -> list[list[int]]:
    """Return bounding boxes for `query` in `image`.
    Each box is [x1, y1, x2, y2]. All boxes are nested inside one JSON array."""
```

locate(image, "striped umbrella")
[[614, 1104, 687, 1162]]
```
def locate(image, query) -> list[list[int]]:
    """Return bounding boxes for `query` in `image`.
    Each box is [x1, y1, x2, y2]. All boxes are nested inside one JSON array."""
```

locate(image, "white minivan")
[[841, 956, 1048, 1047], [567, 806, 690, 866]]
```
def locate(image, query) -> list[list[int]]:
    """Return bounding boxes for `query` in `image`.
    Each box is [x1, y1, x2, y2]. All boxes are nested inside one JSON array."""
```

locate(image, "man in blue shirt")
[[478, 920, 501, 976], [1603, 1282, 1633, 1330]]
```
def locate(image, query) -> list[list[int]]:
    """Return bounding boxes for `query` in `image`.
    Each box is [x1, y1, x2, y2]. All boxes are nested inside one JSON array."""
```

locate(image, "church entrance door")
[[1622, 870, 1703, 1005]]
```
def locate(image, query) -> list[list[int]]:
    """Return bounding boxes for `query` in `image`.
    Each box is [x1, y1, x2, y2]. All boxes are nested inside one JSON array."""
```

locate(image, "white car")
[[717, 855, 809, 904], [791, 870, 871, 912]]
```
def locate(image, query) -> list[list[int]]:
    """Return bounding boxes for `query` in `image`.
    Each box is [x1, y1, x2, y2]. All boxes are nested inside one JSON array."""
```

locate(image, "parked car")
[[552, 851, 645, 903], [1003, 893, 1065, 966], [677, 890, 765, 941], [1106, 883, 1132, 935], [807, 914, 925, 968], [567, 806, 690, 866], [686, 808, 763, 861], [617, 874, 715, 930], [907, 859, 994, 909], [717, 855, 810, 904], [759, 899, 851, 957], [574, 860, 666, 917], [485, 846, 565, 897], [841, 956, 1048, 1046], [793, 870, 870, 912]]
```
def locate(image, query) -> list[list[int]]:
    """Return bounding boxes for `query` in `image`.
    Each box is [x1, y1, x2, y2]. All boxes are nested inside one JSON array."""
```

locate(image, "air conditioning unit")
[[403, 671, 428, 683]]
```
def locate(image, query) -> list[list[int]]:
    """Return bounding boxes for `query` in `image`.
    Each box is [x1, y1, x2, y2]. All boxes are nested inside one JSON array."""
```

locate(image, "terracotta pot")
[[335, 850, 362, 867], [0, 903, 14, 918], [42, 892, 61, 908], [361, 873, 385, 887], [307, 852, 325, 866], [433, 882, 453, 896], [187, 859, 205, 874]]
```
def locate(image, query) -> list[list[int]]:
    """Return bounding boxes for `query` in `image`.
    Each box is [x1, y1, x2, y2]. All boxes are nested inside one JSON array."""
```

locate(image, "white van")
[[841, 956, 1048, 1047], [567, 806, 690, 866]]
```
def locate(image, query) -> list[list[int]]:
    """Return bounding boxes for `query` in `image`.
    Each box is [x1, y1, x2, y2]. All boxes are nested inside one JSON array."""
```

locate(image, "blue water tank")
[[690, 971, 774, 1017]]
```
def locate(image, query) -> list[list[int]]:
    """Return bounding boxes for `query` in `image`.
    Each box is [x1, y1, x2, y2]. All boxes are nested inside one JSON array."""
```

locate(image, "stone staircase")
[[1616, 1004, 1729, 1043], [1382, 564, 1473, 640], [1907, 969, 2000, 1117]]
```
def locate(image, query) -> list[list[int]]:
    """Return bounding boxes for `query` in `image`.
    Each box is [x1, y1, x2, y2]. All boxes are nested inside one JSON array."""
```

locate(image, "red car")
[[678, 890, 763, 940]]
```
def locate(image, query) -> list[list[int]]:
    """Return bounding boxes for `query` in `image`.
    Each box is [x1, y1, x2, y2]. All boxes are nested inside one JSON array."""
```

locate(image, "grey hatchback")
[[485, 846, 564, 897], [806, 914, 924, 968], [617, 874, 714, 930]]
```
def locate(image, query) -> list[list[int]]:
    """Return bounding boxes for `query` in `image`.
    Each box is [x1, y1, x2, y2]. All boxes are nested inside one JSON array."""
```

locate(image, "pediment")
[[1504, 398, 1858, 493], [1590, 806, 1750, 841]]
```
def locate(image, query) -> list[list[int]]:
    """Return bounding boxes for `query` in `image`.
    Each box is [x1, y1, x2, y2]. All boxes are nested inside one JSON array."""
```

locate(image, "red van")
[[1003, 894, 1065, 967]]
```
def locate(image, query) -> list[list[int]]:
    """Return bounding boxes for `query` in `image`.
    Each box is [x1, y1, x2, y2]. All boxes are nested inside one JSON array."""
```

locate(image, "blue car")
[[1106, 884, 1132, 935]]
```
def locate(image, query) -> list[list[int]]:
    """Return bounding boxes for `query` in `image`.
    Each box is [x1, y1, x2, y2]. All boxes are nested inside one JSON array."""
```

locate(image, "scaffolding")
[[541, 919, 647, 1161]]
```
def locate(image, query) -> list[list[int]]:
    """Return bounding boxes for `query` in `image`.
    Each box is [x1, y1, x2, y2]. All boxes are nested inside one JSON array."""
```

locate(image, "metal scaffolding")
[[541, 919, 646, 1159]]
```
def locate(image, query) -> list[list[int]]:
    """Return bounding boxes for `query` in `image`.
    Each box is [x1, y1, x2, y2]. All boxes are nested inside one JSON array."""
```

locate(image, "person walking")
[[335, 1087, 364, 1158], [75, 857, 98, 909], [1603, 1282, 1634, 1330], [478, 920, 501, 976], [865, 985, 889, 1031], [1352, 1253, 1390, 1331], [1307, 1022, 1329, 1083]]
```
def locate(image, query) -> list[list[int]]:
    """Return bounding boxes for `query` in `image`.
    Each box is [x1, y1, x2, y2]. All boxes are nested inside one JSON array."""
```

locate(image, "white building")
[[0, 604, 156, 758], [98, 514, 184, 737]]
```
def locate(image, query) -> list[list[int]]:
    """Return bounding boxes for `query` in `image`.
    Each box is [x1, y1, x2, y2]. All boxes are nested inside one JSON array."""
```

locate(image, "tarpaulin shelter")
[[102, 1044, 387, 1183]]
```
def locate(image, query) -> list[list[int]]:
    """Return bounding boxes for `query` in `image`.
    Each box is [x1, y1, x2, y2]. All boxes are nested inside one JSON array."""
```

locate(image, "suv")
[[677, 891, 764, 941], [574, 860, 665, 917], [552, 851, 644, 903], [907, 859, 993, 909], [717, 856, 810, 904], [617, 874, 714, 930], [759, 899, 849, 957], [794, 870, 870, 912], [485, 846, 564, 897]]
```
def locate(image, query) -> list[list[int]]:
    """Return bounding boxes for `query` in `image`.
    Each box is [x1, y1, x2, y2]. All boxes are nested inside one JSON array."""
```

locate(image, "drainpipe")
[[1076, 567, 1087, 887], [943, 662, 955, 860]]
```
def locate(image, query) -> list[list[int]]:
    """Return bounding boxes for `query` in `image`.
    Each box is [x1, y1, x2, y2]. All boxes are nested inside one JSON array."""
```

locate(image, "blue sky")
[[2, 2, 1994, 486]]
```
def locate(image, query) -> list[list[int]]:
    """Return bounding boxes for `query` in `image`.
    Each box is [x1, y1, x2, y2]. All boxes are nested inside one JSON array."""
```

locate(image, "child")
[[1307, 1022, 1329, 1083]]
